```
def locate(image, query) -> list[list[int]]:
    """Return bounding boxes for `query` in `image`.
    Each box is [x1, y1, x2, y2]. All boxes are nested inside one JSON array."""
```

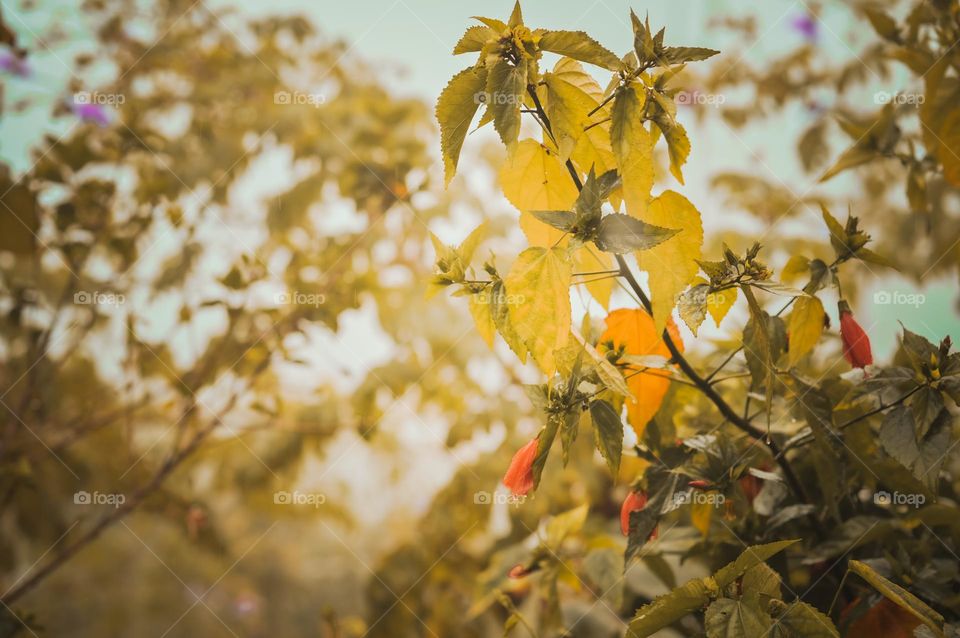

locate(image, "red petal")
[[503, 438, 538, 496]]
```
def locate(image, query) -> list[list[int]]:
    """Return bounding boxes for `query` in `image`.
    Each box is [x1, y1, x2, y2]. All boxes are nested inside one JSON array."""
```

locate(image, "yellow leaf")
[[707, 287, 738, 327], [519, 210, 566, 247], [787, 295, 825, 367], [690, 501, 712, 536], [610, 85, 654, 217], [500, 139, 579, 212], [781, 255, 810, 284], [635, 191, 704, 333], [505, 247, 572, 375], [574, 245, 615, 309], [543, 72, 599, 162], [598, 308, 683, 438], [436, 67, 487, 186], [469, 293, 496, 348]]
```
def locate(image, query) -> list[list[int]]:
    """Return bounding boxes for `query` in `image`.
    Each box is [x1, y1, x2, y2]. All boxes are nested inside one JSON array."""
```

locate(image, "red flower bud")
[[503, 438, 538, 496], [620, 490, 648, 536], [839, 301, 873, 368], [688, 480, 713, 491], [508, 564, 530, 579]]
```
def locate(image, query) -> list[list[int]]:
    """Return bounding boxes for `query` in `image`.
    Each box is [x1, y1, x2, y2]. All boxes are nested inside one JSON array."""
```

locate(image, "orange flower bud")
[[620, 490, 648, 536], [838, 301, 873, 368], [503, 438, 538, 496]]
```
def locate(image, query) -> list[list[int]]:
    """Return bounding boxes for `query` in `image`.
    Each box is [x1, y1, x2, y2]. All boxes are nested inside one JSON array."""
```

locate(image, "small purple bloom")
[[0, 52, 30, 78], [73, 102, 111, 127], [790, 13, 819, 42]]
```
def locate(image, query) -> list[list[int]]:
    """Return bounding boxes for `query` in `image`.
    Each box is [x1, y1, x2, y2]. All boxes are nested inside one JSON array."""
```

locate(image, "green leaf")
[[594, 213, 678, 254], [848, 559, 945, 637], [436, 67, 487, 186], [538, 30, 622, 71], [486, 58, 527, 150], [787, 295, 825, 367], [911, 386, 944, 438], [713, 540, 799, 589], [590, 400, 623, 476], [504, 247, 572, 375], [533, 413, 561, 488], [530, 210, 576, 232], [453, 25, 494, 54], [705, 594, 773, 638], [657, 46, 720, 65], [627, 578, 715, 637], [769, 600, 839, 638]]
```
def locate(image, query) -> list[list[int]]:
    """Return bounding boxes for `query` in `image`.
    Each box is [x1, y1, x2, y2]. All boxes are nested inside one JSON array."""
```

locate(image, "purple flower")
[[73, 102, 111, 127], [0, 52, 30, 78], [790, 13, 819, 42]]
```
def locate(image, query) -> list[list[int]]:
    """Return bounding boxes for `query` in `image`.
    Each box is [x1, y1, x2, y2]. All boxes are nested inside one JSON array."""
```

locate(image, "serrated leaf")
[[453, 25, 494, 54], [708, 287, 738, 327], [742, 563, 781, 600], [713, 540, 799, 589], [530, 209, 576, 231], [771, 601, 839, 637], [500, 139, 579, 212], [538, 30, 622, 71], [660, 120, 691, 184], [635, 191, 704, 332], [787, 295, 825, 367], [437, 67, 487, 186], [705, 594, 773, 638], [819, 145, 876, 182], [627, 578, 714, 637], [491, 280, 527, 362], [505, 247, 572, 375], [543, 72, 600, 162], [611, 85, 655, 217], [594, 213, 678, 254], [486, 58, 526, 150], [658, 46, 721, 65], [590, 400, 624, 476]]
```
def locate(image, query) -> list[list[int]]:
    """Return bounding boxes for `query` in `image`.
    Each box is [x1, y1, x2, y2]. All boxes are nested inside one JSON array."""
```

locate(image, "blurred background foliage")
[[0, 0, 957, 637]]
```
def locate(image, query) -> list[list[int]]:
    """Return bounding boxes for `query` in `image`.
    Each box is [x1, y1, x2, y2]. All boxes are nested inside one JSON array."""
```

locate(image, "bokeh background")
[[0, 0, 957, 636]]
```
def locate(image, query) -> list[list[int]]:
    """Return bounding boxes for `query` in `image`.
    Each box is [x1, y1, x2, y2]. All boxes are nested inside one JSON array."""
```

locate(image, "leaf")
[[453, 25, 494, 54], [787, 295, 825, 367], [538, 30, 622, 71], [574, 246, 615, 308], [486, 57, 527, 150], [819, 146, 875, 182], [658, 46, 720, 65], [708, 287, 738, 327], [594, 213, 678, 254], [705, 594, 773, 638], [627, 578, 714, 637], [500, 139, 579, 212], [598, 308, 683, 437], [436, 67, 487, 186], [742, 563, 781, 601], [590, 400, 624, 476], [771, 601, 840, 637], [611, 85, 655, 217], [530, 209, 576, 232], [660, 120, 691, 184], [713, 540, 799, 589], [635, 191, 704, 332], [583, 548, 624, 609], [544, 503, 589, 548], [847, 560, 945, 637], [505, 247, 572, 375], [678, 283, 709, 335], [490, 280, 527, 361], [543, 72, 599, 162], [469, 292, 496, 347]]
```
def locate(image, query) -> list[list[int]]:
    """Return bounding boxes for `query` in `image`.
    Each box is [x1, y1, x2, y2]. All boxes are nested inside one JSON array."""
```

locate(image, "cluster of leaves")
[[432, 3, 960, 637]]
